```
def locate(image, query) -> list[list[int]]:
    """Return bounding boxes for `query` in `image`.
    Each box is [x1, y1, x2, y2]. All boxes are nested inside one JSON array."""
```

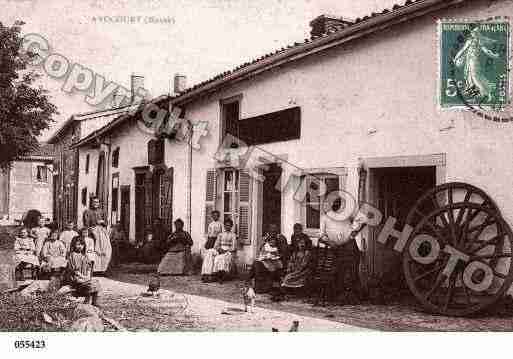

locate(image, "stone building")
[[72, 0, 513, 282], [0, 144, 55, 225]]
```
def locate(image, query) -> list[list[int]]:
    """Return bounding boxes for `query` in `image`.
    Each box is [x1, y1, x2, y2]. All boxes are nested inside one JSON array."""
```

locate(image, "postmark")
[[438, 18, 511, 111]]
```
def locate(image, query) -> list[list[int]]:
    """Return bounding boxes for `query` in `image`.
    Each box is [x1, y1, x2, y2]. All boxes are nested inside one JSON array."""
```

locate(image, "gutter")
[[171, 0, 465, 106]]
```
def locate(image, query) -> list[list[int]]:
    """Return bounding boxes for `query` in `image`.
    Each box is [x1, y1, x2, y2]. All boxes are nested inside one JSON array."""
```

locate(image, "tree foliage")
[[0, 21, 57, 170]]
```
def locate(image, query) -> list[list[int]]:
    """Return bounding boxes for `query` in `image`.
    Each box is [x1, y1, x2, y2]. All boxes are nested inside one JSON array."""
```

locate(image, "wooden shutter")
[[204, 169, 217, 234], [144, 171, 153, 230], [238, 171, 252, 245], [162, 167, 174, 232]]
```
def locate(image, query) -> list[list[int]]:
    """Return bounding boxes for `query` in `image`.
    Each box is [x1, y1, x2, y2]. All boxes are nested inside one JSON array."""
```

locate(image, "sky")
[[2, 0, 399, 140]]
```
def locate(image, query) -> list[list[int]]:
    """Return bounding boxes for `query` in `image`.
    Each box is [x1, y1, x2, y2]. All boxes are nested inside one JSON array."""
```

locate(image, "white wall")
[[183, 0, 513, 262]]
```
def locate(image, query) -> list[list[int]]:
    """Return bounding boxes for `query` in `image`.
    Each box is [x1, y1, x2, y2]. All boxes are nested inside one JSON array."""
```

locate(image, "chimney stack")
[[309, 15, 354, 37], [131, 73, 145, 103], [173, 73, 187, 95]]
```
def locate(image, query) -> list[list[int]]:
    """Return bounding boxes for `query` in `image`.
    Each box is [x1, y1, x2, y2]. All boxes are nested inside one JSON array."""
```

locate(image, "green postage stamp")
[[438, 19, 511, 109]]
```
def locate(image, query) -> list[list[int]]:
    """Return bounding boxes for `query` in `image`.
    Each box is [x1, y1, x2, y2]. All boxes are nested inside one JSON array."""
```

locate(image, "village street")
[[102, 264, 513, 332]]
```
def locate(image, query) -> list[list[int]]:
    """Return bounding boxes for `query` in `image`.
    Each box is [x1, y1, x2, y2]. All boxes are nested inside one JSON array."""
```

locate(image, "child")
[[79, 227, 96, 267], [31, 216, 50, 258], [67, 236, 101, 307], [212, 218, 238, 283], [201, 210, 223, 282], [14, 227, 40, 269], [59, 221, 78, 255], [290, 223, 312, 251], [40, 230, 67, 273]]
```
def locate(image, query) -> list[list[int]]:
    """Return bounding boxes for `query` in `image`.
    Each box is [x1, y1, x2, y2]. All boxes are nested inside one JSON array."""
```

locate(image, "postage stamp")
[[438, 19, 511, 110]]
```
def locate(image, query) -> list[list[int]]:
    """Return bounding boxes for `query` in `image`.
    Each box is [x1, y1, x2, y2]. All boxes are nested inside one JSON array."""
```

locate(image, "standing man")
[[83, 197, 112, 273], [319, 197, 361, 305]]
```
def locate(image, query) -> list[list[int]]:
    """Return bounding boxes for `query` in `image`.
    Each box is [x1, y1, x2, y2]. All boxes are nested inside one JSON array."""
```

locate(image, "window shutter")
[[204, 169, 217, 234], [238, 171, 252, 245], [162, 167, 174, 232], [144, 171, 153, 230]]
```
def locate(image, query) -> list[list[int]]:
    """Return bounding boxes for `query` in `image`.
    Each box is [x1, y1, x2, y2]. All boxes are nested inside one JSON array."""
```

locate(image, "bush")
[[0, 291, 77, 331]]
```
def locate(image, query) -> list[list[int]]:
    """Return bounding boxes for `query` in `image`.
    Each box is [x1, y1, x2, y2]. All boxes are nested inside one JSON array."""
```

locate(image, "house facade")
[[73, 0, 513, 279], [0, 144, 55, 225]]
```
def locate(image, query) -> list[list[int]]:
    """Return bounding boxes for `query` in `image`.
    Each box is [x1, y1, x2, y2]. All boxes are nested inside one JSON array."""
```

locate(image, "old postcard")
[[1, 0, 513, 354]]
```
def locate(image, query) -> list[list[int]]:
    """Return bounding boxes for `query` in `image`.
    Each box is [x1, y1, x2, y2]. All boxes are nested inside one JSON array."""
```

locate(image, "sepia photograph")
[[1, 0, 513, 352]]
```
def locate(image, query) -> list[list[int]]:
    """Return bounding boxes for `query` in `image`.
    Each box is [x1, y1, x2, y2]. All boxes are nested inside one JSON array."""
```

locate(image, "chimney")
[[309, 15, 354, 37], [173, 73, 187, 95], [130, 73, 145, 103]]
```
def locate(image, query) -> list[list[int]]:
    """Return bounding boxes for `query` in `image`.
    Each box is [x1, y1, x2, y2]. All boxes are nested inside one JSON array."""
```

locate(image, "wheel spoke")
[[470, 253, 512, 260], [460, 270, 472, 305], [413, 263, 443, 282], [469, 234, 505, 254], [424, 270, 445, 301], [446, 191, 458, 246], [443, 273, 457, 312]]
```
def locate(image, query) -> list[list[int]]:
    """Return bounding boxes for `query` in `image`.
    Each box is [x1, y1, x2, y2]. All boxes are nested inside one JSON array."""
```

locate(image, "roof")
[[47, 104, 140, 144], [71, 97, 168, 149], [170, 0, 466, 106], [73, 0, 467, 148], [17, 143, 56, 162]]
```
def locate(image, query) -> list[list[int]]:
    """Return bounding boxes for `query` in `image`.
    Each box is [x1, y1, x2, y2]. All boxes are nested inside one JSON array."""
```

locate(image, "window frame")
[[221, 168, 239, 231], [220, 95, 242, 147], [35, 165, 48, 183], [85, 154, 90, 174], [299, 168, 347, 237]]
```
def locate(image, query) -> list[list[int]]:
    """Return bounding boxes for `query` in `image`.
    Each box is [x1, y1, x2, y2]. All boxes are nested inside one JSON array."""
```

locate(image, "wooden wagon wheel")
[[403, 202, 513, 316], [405, 182, 500, 230]]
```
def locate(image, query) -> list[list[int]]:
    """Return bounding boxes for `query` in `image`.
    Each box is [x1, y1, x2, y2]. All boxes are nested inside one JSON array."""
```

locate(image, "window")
[[222, 169, 239, 225], [238, 107, 301, 145], [148, 139, 164, 165], [111, 174, 119, 212], [85, 154, 90, 173], [221, 98, 240, 147], [112, 147, 120, 168], [36, 165, 48, 182], [81, 187, 87, 206], [304, 173, 342, 231]]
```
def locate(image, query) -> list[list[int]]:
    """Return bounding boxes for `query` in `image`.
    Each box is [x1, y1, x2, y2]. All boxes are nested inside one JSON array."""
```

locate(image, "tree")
[[0, 21, 57, 170]]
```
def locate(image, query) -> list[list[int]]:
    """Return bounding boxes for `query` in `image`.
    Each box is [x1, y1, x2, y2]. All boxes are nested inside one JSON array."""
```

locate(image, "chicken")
[[147, 274, 160, 295], [271, 321, 299, 332]]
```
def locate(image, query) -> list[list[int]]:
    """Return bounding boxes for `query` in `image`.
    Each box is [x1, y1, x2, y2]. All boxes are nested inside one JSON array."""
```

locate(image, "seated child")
[[14, 227, 40, 268], [40, 229, 67, 272], [67, 236, 101, 306], [59, 221, 78, 255]]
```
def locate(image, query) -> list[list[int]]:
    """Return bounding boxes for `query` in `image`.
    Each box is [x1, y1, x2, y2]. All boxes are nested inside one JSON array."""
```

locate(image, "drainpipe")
[[186, 119, 192, 232]]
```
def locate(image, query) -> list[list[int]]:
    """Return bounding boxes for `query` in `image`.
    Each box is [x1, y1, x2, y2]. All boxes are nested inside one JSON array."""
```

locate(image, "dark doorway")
[[370, 166, 436, 297], [134, 173, 146, 241], [261, 164, 282, 235], [120, 185, 130, 238]]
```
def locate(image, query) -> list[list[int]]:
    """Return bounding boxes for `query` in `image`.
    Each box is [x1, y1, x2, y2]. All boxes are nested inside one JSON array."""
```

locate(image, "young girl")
[[67, 236, 101, 306], [14, 227, 40, 269], [59, 221, 78, 255], [31, 216, 50, 258], [79, 227, 96, 267], [40, 229, 67, 272], [212, 218, 238, 283]]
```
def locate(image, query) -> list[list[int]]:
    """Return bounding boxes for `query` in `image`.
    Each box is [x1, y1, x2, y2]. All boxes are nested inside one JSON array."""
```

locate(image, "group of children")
[[13, 218, 100, 306]]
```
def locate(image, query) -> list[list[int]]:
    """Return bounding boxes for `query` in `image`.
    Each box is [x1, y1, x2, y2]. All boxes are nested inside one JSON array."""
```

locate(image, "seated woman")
[[40, 229, 67, 274], [212, 218, 237, 283], [253, 228, 286, 294], [273, 236, 312, 301], [14, 227, 40, 277], [158, 219, 193, 275]]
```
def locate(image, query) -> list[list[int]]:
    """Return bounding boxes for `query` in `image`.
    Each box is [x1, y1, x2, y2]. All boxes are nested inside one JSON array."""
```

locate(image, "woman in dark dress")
[[157, 219, 193, 275]]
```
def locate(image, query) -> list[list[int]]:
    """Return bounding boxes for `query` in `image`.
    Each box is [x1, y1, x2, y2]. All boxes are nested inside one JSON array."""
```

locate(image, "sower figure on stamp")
[[82, 197, 112, 274]]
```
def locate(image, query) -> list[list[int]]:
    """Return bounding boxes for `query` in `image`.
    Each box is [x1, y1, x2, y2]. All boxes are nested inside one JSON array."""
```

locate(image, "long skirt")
[[15, 251, 39, 267], [335, 239, 361, 297], [158, 248, 191, 275], [253, 261, 282, 293], [42, 256, 67, 269], [213, 252, 233, 273], [201, 248, 217, 275], [282, 264, 311, 289], [90, 226, 112, 272]]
